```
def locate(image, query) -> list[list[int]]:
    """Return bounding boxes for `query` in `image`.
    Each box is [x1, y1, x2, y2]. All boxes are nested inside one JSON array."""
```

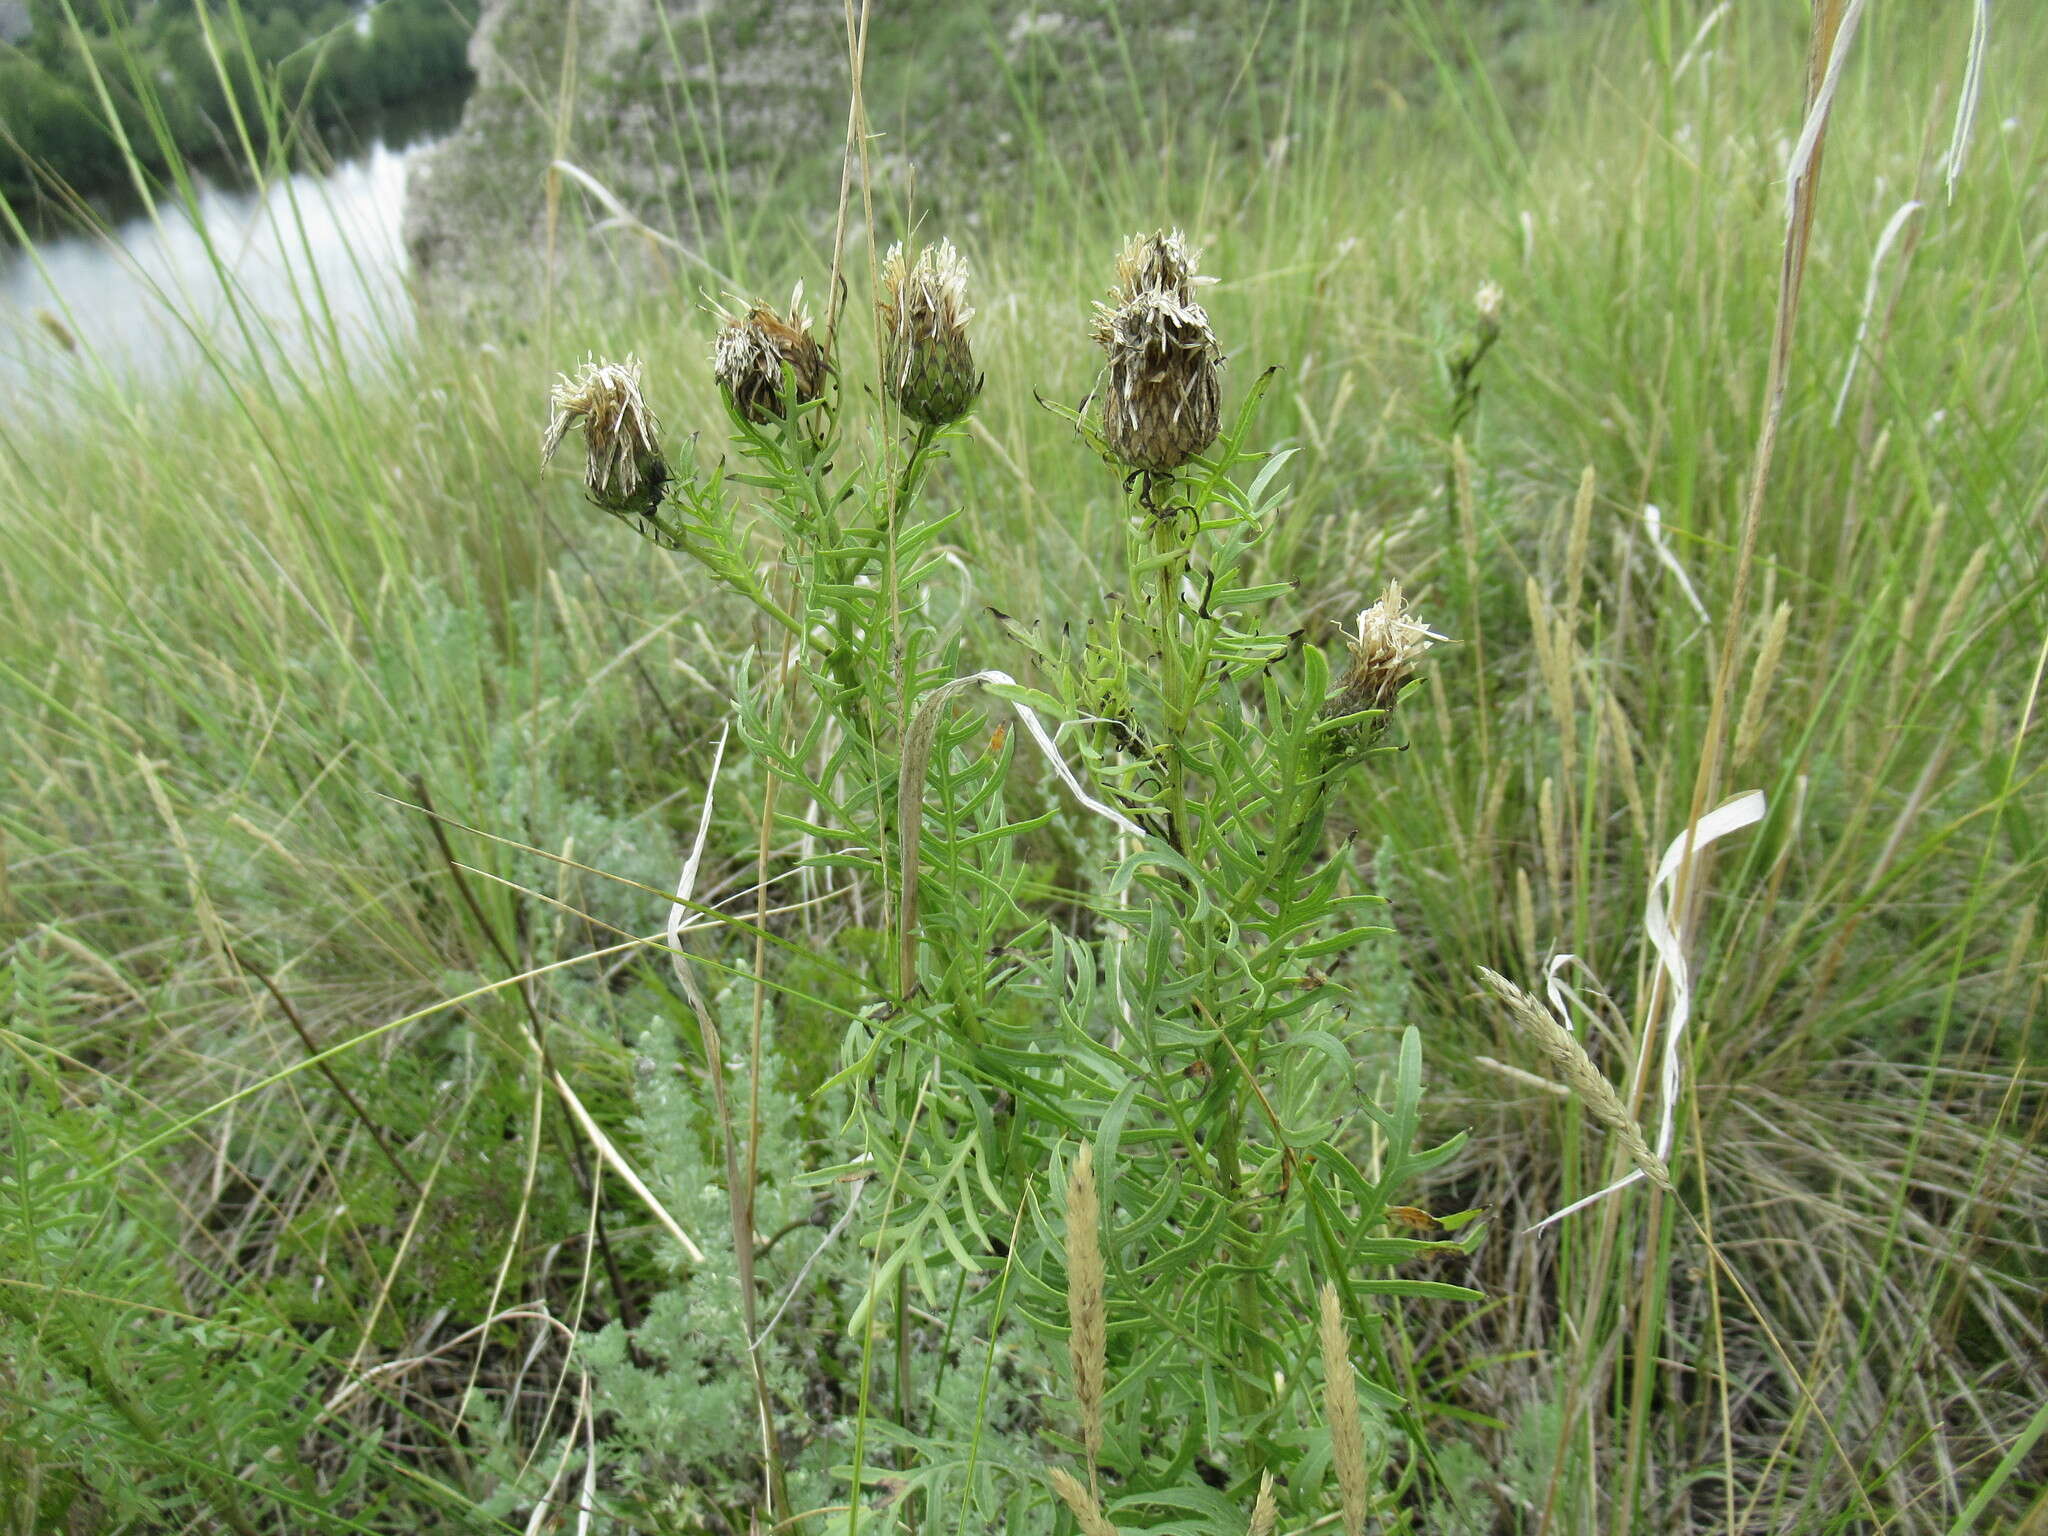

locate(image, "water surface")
[[1, 95, 464, 391]]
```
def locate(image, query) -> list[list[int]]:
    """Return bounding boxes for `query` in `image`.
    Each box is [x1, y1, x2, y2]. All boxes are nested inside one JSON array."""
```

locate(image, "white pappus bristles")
[[878, 239, 981, 427], [1473, 278, 1506, 337], [1111, 227, 1206, 304], [1328, 581, 1444, 726], [541, 355, 666, 516], [711, 283, 828, 425]]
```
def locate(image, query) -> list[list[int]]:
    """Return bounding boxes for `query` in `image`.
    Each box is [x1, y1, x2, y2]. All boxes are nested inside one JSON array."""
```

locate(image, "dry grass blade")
[[547, 159, 734, 284], [228, 948, 423, 1200], [899, 670, 1149, 995], [410, 774, 650, 1312]]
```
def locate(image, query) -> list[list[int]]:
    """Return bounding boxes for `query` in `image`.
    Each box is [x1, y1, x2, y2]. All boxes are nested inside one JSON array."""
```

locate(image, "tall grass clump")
[[1, 0, 2042, 1532]]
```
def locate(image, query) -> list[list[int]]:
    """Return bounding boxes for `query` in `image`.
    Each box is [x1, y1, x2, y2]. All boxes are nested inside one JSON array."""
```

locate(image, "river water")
[[0, 94, 466, 391]]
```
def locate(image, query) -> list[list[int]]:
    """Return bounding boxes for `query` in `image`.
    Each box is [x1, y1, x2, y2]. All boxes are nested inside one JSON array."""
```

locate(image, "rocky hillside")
[[404, 0, 1584, 300], [406, 0, 839, 296], [404, 0, 1604, 309]]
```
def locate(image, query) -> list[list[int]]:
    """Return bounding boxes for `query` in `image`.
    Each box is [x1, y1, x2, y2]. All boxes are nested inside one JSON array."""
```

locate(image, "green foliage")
[[573, 998, 879, 1524], [0, 0, 476, 205], [2, 0, 2044, 1531], [0, 1095, 359, 1530], [549, 245, 1480, 1530]]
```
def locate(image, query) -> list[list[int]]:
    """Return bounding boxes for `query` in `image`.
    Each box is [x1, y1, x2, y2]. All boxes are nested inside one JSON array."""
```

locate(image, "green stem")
[[1149, 500, 1193, 851], [884, 422, 941, 993]]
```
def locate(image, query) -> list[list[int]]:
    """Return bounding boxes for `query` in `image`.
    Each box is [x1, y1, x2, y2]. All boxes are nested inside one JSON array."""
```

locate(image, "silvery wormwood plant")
[[542, 231, 1484, 1534]]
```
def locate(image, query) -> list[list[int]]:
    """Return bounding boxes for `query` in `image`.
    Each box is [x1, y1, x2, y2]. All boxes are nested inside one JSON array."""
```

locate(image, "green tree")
[[0, 54, 115, 196]]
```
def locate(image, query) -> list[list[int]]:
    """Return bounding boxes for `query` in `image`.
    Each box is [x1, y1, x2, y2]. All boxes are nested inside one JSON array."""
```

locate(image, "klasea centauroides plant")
[[542, 228, 1482, 1534]]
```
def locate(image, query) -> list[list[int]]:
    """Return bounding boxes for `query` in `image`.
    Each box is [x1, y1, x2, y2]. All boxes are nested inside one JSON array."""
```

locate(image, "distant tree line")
[[0, 0, 479, 206]]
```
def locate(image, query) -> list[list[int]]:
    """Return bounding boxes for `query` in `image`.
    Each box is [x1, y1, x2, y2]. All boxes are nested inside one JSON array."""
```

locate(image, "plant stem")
[[1148, 496, 1193, 851]]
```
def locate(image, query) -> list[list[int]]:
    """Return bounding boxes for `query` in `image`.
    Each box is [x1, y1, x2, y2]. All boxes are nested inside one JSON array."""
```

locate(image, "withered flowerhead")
[[1091, 229, 1223, 474], [1327, 582, 1442, 729], [1111, 226, 1204, 305], [1473, 279, 1506, 342], [878, 239, 981, 427], [541, 356, 666, 516], [712, 284, 829, 426]]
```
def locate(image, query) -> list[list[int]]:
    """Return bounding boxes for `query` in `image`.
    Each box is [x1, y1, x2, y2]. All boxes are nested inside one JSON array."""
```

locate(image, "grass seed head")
[[1049, 1467, 1119, 1536], [1092, 229, 1222, 474], [712, 284, 828, 425], [1319, 1283, 1371, 1536], [879, 239, 981, 427], [541, 355, 667, 516], [1065, 1141, 1107, 1474], [1248, 1472, 1278, 1536], [1477, 967, 1674, 1192]]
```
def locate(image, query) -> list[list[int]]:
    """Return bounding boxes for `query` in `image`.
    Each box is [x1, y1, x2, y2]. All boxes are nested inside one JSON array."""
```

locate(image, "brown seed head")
[[1326, 582, 1441, 727], [1091, 229, 1223, 474], [712, 284, 828, 425], [879, 239, 981, 427], [541, 356, 667, 516]]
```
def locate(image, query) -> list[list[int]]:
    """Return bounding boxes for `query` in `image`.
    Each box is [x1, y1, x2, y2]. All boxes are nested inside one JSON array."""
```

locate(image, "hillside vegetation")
[[0, 1, 2043, 1532], [0, 0, 475, 206]]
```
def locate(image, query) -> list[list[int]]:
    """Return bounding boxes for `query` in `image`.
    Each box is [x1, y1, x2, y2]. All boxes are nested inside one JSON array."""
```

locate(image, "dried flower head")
[[1326, 582, 1442, 727], [1473, 279, 1506, 341], [712, 284, 828, 425], [541, 356, 666, 516], [1091, 230, 1223, 474], [1110, 227, 1206, 305], [879, 239, 981, 427]]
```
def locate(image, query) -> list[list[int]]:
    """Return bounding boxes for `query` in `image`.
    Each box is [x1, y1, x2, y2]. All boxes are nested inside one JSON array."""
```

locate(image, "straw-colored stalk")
[[1319, 1283, 1370, 1536], [1066, 1142, 1107, 1477], [1049, 1467, 1119, 1536], [1477, 968, 1673, 1192]]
